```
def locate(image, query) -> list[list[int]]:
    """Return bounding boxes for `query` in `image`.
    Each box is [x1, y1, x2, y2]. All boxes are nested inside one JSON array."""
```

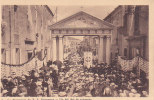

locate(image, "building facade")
[[104, 5, 149, 60], [1, 5, 54, 65], [49, 11, 115, 64]]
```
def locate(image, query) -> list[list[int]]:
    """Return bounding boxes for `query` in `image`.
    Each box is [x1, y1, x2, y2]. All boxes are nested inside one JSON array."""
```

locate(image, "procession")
[[1, 5, 149, 97], [1, 51, 149, 97]]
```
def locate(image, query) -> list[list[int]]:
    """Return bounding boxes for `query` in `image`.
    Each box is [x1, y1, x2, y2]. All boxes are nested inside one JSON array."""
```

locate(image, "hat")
[[131, 89, 137, 93], [73, 93, 79, 97], [95, 74, 98, 77], [25, 73, 30, 76], [119, 89, 123, 93], [142, 91, 148, 96], [123, 90, 130, 96], [12, 72, 16, 75], [100, 74, 104, 77], [61, 66, 65, 68], [129, 93, 135, 97], [114, 85, 118, 88], [110, 82, 115, 86], [119, 93, 126, 97], [59, 92, 67, 97], [106, 78, 110, 82], [89, 77, 94, 82], [59, 79, 64, 83], [2, 90, 8, 94], [36, 81, 42, 86], [134, 93, 141, 97], [136, 79, 141, 83], [34, 72, 39, 77], [12, 87, 18, 94], [65, 74, 69, 78], [49, 70, 53, 73], [21, 75, 26, 80]]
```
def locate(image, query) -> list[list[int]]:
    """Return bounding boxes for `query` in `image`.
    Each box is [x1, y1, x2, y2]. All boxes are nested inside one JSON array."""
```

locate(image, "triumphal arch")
[[49, 11, 116, 64]]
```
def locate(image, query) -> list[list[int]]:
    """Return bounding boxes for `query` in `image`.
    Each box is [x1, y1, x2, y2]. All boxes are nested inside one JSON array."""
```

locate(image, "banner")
[[84, 52, 92, 69], [118, 56, 149, 77], [118, 56, 138, 71]]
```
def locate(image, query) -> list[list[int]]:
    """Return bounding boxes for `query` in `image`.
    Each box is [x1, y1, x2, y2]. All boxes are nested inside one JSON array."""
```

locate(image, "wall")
[[104, 5, 149, 60], [1, 5, 54, 65]]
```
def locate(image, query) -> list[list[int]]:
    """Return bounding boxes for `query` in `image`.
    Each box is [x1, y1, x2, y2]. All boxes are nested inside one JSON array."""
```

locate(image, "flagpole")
[[35, 5, 38, 71], [56, 7, 57, 22], [9, 6, 12, 75]]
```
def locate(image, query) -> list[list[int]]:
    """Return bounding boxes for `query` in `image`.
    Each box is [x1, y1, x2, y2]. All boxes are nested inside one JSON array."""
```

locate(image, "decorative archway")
[[49, 11, 116, 64]]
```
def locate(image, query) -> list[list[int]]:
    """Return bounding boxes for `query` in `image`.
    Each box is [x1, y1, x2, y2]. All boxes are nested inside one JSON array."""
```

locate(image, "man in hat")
[[50, 63, 59, 90], [29, 78, 37, 96], [1, 89, 9, 97], [16, 82, 27, 97], [35, 81, 43, 97], [103, 86, 112, 97], [25, 77, 32, 96], [142, 91, 148, 97], [6, 76, 16, 96], [1, 76, 8, 90]]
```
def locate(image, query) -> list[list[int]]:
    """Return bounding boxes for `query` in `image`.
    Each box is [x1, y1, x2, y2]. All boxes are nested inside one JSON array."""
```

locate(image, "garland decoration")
[[1, 48, 47, 67]]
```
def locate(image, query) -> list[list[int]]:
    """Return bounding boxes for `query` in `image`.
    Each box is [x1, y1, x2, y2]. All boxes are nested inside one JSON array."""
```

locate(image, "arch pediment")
[[49, 11, 115, 30]]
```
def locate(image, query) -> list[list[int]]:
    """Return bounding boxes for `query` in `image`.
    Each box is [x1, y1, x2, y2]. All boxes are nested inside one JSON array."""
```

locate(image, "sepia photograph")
[[1, 5, 149, 97]]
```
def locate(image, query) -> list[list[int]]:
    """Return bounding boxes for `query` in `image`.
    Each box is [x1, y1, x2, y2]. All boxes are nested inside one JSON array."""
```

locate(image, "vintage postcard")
[[0, 0, 154, 100]]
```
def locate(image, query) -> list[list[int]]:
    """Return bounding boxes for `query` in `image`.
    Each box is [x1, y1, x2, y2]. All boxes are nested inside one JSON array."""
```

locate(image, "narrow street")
[[1, 5, 149, 97]]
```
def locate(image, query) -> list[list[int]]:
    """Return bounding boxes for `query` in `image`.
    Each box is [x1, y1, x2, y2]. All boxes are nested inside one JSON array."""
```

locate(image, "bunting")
[[138, 57, 149, 75], [1, 49, 47, 78], [118, 56, 149, 77], [118, 56, 138, 72]]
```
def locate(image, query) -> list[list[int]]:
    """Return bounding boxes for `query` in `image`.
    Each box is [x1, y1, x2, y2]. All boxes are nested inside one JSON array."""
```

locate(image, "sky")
[[50, 5, 118, 22], [49, 6, 118, 40]]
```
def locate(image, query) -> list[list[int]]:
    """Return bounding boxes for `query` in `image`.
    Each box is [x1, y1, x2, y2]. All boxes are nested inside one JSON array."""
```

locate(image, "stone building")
[[104, 5, 149, 60], [1, 5, 54, 65], [49, 11, 115, 64]]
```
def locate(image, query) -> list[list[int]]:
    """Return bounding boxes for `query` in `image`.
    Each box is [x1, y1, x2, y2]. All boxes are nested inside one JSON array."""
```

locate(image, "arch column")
[[52, 36, 57, 61], [98, 35, 105, 64], [106, 35, 111, 64], [58, 35, 64, 62]]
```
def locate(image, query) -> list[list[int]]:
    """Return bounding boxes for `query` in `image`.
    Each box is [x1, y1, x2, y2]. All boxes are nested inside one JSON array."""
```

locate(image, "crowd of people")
[[1, 52, 149, 97]]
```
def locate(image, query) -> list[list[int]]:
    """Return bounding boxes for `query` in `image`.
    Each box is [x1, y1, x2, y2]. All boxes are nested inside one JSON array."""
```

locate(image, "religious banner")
[[118, 56, 138, 72], [118, 56, 149, 77], [84, 52, 92, 68]]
